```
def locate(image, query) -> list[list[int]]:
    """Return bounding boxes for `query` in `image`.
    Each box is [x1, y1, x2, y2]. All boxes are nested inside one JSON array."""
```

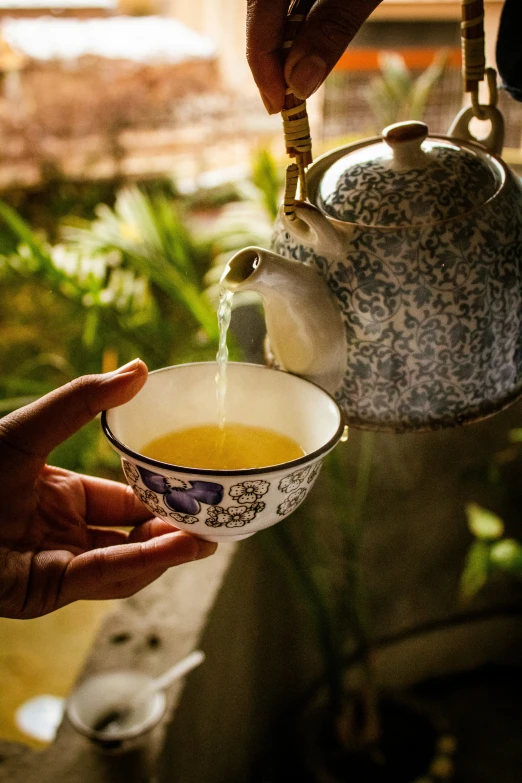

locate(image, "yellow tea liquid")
[[142, 423, 305, 470]]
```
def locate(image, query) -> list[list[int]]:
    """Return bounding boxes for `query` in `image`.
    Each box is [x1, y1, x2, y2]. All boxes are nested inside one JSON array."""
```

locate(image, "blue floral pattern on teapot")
[[273, 189, 522, 430], [266, 124, 522, 431]]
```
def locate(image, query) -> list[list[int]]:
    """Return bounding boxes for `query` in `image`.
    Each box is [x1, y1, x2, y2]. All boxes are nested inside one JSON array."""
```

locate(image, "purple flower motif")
[[138, 467, 169, 493], [165, 489, 200, 515], [189, 481, 225, 505], [166, 477, 191, 491], [136, 466, 223, 516]]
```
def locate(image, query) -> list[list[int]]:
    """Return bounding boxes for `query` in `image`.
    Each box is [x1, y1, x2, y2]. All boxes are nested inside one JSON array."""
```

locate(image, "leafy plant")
[[205, 147, 281, 308], [251, 147, 282, 222], [366, 50, 449, 131], [63, 186, 219, 342], [460, 502, 522, 602], [459, 417, 522, 603], [0, 187, 224, 473]]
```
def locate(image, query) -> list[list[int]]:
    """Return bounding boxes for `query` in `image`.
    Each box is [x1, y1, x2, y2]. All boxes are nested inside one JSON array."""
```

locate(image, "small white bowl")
[[102, 362, 344, 542], [66, 671, 166, 752]]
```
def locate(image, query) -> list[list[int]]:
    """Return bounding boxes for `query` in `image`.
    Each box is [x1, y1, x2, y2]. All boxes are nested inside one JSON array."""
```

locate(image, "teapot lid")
[[315, 121, 500, 227]]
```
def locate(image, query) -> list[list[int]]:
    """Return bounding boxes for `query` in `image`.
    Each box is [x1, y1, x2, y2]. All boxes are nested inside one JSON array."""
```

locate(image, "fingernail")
[[111, 358, 142, 376], [288, 55, 327, 99]]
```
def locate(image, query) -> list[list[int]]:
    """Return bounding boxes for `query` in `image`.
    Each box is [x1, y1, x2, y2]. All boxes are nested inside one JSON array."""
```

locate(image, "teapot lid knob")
[[382, 121, 429, 170]]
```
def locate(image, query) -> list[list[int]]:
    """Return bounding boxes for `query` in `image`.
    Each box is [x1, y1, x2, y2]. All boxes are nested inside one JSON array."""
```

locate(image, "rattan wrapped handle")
[[282, 0, 315, 216], [461, 0, 486, 92]]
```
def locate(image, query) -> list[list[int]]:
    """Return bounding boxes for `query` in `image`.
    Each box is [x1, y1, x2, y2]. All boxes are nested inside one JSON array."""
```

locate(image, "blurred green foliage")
[[0, 181, 241, 474], [0, 150, 284, 475], [461, 500, 522, 602], [366, 50, 449, 131], [2, 177, 180, 244], [460, 423, 522, 601], [204, 149, 281, 308]]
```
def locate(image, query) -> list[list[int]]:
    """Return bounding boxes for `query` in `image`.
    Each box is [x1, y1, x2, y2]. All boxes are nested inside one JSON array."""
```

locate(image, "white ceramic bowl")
[[66, 670, 166, 752], [102, 362, 344, 542]]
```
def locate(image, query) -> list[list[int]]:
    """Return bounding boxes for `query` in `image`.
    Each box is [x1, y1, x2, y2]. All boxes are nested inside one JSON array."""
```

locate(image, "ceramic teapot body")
[[223, 123, 522, 432]]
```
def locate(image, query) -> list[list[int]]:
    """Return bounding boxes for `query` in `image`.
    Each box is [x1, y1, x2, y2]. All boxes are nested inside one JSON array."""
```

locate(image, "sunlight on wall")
[[0, 600, 114, 747]]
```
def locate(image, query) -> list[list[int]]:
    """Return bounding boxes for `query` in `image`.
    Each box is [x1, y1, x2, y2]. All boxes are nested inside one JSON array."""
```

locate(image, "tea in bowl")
[[102, 362, 344, 542]]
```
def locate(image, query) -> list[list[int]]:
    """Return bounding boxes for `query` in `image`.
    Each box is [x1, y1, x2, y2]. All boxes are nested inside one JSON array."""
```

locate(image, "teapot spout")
[[221, 246, 346, 395]]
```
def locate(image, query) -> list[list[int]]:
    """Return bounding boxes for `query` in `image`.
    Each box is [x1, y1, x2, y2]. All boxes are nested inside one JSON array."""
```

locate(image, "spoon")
[[93, 650, 205, 734]]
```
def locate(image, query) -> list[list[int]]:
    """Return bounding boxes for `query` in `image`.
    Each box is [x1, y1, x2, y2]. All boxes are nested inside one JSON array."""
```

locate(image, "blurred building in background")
[[0, 0, 519, 195], [0, 0, 279, 192], [0, 0, 117, 18], [164, 0, 521, 153], [165, 0, 253, 94]]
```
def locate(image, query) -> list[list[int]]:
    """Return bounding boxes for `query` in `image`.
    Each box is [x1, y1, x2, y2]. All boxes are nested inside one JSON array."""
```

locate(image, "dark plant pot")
[[255, 688, 454, 783]]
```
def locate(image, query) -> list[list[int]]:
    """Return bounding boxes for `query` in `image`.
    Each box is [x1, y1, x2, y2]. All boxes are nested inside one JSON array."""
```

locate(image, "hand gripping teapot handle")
[[448, 68, 505, 156]]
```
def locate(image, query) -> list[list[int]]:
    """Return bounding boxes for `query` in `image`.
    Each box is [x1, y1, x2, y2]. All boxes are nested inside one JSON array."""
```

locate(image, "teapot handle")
[[280, 202, 346, 260], [448, 67, 505, 156]]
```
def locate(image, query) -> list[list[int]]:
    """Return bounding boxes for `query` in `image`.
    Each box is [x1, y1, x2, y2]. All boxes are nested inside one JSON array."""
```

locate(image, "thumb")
[[0, 359, 148, 462], [284, 0, 382, 100]]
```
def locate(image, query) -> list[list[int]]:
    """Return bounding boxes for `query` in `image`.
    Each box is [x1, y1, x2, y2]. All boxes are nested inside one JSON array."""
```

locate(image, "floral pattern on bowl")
[[104, 362, 343, 542], [121, 457, 325, 537]]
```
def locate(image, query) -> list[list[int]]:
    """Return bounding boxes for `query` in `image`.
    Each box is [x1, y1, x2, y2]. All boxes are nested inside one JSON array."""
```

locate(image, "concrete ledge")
[[0, 543, 236, 783]]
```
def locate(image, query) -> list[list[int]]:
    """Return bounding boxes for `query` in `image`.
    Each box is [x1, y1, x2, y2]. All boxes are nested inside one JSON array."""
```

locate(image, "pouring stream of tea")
[[216, 288, 234, 432]]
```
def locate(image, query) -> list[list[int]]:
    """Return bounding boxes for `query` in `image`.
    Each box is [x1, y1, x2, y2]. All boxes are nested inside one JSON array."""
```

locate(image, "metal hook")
[[470, 67, 499, 120], [448, 67, 504, 155]]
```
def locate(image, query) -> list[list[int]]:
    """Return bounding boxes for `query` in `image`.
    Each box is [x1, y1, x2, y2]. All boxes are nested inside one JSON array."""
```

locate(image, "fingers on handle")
[[246, 0, 382, 110], [60, 532, 217, 604], [246, 0, 290, 113], [0, 359, 147, 461], [284, 0, 383, 99]]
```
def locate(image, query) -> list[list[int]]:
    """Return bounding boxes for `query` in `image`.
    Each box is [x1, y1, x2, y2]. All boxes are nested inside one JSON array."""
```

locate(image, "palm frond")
[[64, 187, 218, 341]]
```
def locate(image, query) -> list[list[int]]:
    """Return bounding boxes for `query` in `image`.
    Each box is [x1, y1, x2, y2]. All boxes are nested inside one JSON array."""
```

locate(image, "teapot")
[[221, 120, 522, 432]]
